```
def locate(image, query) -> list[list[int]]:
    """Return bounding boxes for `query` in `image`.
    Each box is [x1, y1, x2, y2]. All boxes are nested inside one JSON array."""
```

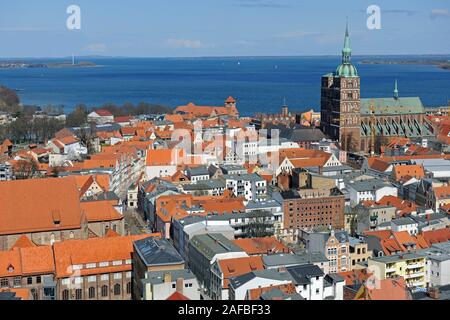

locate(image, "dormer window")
[[7, 264, 14, 273], [52, 210, 61, 226]]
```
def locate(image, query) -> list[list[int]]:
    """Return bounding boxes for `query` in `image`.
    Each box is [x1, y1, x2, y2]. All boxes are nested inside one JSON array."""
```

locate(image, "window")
[[13, 277, 21, 287], [27, 277, 33, 285], [99, 262, 109, 267], [126, 272, 131, 278], [88, 276, 96, 283], [126, 282, 132, 294], [100, 274, 109, 281], [86, 263, 96, 269], [114, 273, 122, 280], [30, 288, 38, 300], [62, 278, 70, 286], [89, 287, 96, 299], [114, 284, 121, 296], [62, 289, 69, 300], [36, 276, 41, 284], [112, 260, 123, 266], [75, 289, 82, 300], [0, 278, 9, 287], [101, 285, 108, 297]]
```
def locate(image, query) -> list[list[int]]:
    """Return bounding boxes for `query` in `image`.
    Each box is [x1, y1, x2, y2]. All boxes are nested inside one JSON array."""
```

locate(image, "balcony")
[[404, 272, 425, 279], [406, 263, 424, 269]]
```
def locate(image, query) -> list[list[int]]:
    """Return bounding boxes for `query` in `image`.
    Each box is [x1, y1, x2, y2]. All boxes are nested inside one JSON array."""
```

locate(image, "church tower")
[[320, 23, 361, 152]]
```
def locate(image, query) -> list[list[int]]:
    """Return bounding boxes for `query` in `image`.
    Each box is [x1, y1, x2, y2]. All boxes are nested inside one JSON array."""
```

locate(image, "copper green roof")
[[360, 97, 425, 115], [335, 22, 358, 78]]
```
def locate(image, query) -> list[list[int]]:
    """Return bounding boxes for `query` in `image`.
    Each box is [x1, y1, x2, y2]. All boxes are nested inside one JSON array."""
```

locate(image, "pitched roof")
[[355, 277, 411, 300], [421, 229, 450, 246], [133, 237, 184, 267], [218, 256, 264, 289], [93, 109, 113, 117], [434, 186, 450, 199], [233, 237, 290, 255], [166, 291, 190, 300], [247, 283, 297, 300], [393, 164, 425, 182], [11, 235, 36, 249], [367, 157, 392, 172], [80, 201, 123, 222], [53, 234, 154, 278], [146, 148, 184, 166], [0, 177, 82, 236]]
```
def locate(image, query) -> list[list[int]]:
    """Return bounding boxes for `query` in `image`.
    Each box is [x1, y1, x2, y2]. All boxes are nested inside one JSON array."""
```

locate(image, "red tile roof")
[[0, 177, 83, 236], [218, 256, 264, 289], [166, 291, 190, 300], [53, 234, 157, 278]]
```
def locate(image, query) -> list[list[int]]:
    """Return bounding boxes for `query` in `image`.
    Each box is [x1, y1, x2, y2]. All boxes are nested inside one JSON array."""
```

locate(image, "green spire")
[[335, 21, 358, 77], [342, 21, 352, 63], [394, 79, 399, 99]]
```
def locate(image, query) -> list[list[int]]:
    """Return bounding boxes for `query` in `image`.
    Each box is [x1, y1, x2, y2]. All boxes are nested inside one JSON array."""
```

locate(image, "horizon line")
[[1, 53, 450, 60]]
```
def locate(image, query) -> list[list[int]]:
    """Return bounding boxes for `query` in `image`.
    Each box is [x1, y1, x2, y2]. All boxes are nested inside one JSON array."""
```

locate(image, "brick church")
[[320, 24, 433, 153]]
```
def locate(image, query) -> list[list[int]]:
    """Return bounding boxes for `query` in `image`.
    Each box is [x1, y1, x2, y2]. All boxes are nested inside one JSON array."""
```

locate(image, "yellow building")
[[368, 253, 427, 289]]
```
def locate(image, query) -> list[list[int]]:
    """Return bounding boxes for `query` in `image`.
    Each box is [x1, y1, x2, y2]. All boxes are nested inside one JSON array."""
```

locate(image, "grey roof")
[[229, 269, 294, 289], [412, 284, 450, 300], [262, 252, 328, 268], [183, 179, 225, 191], [189, 233, 243, 260], [287, 264, 324, 285], [223, 173, 264, 182], [347, 179, 393, 192], [134, 237, 184, 267], [391, 217, 417, 226], [188, 166, 210, 177], [260, 288, 304, 300], [305, 165, 353, 174], [370, 252, 423, 264], [0, 292, 22, 300], [142, 269, 196, 285], [325, 273, 345, 284], [265, 125, 326, 142], [81, 191, 119, 202], [219, 164, 247, 173], [246, 199, 281, 210]]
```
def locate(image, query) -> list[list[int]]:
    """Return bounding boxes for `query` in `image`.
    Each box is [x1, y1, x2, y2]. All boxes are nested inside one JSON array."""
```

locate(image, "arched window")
[[62, 289, 69, 300], [75, 289, 82, 300], [89, 287, 96, 299], [126, 282, 131, 295], [114, 284, 121, 296], [101, 285, 108, 297]]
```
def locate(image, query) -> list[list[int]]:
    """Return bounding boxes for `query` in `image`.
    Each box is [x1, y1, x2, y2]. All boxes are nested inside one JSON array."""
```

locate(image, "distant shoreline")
[[360, 59, 450, 71], [0, 61, 97, 69]]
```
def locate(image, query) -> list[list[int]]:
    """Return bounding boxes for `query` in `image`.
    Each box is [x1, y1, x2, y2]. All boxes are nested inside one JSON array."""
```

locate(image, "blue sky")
[[0, 0, 449, 58]]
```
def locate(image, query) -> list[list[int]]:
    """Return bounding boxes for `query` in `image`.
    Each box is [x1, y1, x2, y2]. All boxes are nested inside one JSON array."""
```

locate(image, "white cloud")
[[166, 39, 205, 49], [431, 9, 450, 19]]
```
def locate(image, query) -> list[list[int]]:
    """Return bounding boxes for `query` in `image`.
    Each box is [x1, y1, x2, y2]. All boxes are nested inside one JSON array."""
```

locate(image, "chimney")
[[176, 278, 184, 295], [278, 266, 287, 273], [163, 273, 172, 283]]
